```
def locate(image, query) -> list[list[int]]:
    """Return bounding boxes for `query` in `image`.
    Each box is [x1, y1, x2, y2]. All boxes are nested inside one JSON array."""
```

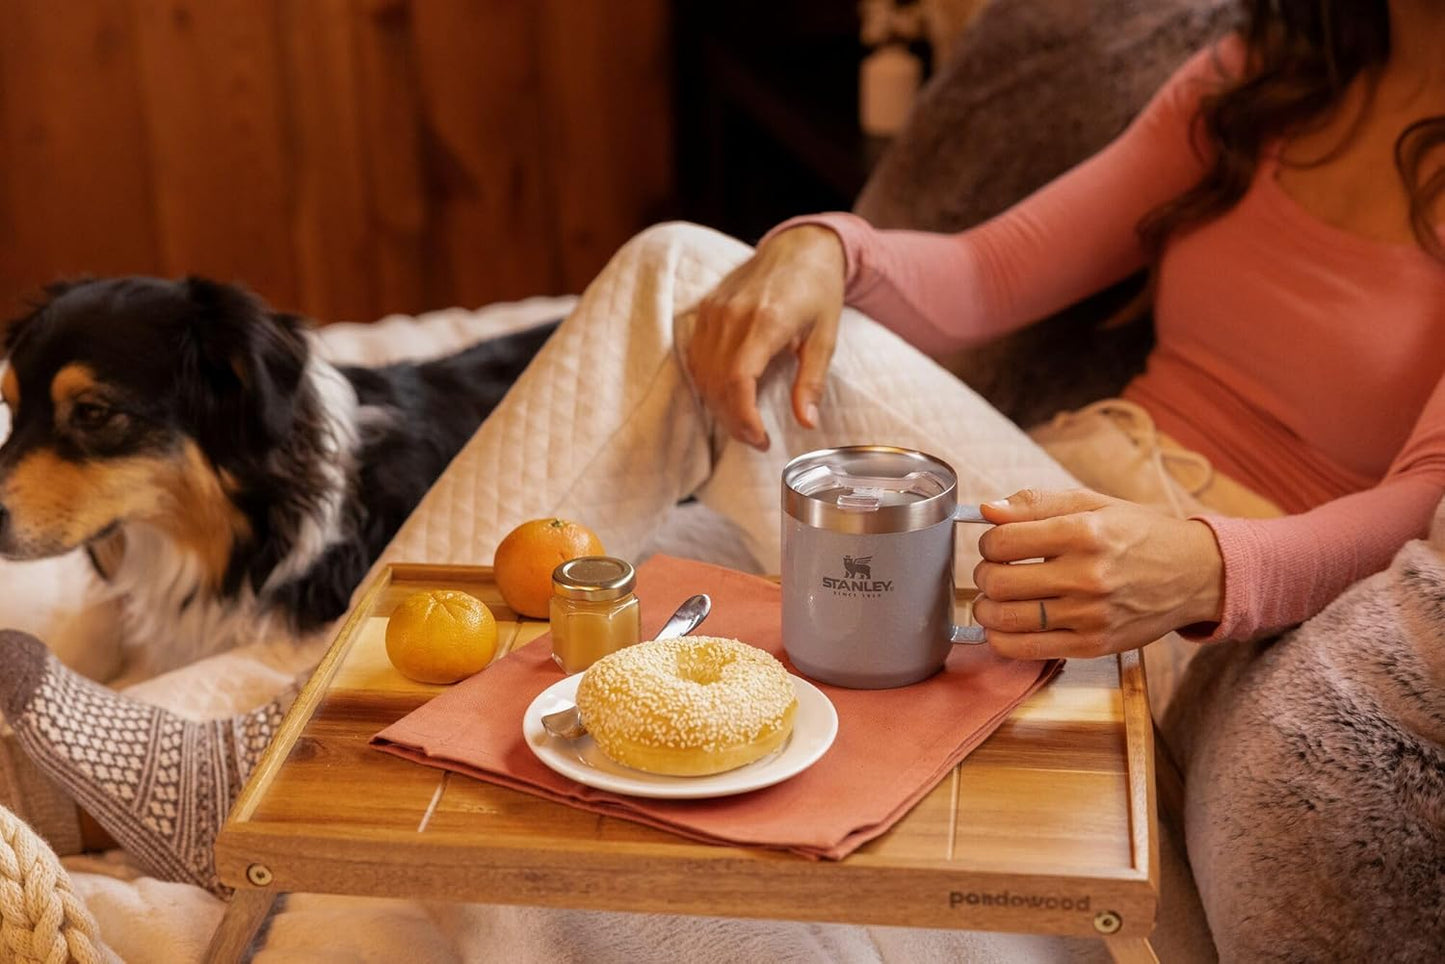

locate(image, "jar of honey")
[[549, 556, 641, 674]]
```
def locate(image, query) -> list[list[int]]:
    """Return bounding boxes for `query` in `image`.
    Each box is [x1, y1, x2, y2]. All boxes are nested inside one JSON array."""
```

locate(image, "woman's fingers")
[[719, 306, 803, 450], [720, 366, 769, 450], [696, 303, 813, 449], [973, 591, 1120, 659], [977, 514, 1100, 562], [689, 289, 796, 449], [973, 557, 1110, 601], [689, 293, 770, 449], [980, 488, 1116, 524], [985, 629, 1114, 661], [792, 314, 838, 428], [972, 596, 1105, 634]]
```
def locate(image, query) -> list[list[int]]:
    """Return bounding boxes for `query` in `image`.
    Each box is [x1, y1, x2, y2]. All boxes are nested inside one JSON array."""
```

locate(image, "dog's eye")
[[71, 401, 116, 430]]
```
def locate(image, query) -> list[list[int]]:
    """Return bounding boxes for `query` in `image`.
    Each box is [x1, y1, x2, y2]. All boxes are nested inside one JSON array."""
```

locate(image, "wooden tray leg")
[[1104, 936, 1160, 964], [205, 888, 279, 964]]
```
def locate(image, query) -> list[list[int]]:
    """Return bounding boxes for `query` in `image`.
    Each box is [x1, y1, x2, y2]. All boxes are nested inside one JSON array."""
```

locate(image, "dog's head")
[[0, 277, 309, 577]]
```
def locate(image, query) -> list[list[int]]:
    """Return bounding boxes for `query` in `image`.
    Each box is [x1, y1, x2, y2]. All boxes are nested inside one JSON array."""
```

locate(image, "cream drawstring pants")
[[380, 223, 1278, 715]]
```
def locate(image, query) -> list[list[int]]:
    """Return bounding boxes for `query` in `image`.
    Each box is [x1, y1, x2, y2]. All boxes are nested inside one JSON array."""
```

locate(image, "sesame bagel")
[[575, 635, 797, 776]]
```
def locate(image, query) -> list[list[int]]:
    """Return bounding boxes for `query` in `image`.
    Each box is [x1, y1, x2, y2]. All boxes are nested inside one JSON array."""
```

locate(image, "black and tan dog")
[[0, 277, 554, 670]]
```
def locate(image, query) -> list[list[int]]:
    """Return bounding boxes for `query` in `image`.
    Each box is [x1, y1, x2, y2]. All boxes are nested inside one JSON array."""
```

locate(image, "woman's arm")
[[688, 38, 1244, 450], [972, 373, 1445, 656], [769, 39, 1245, 356], [1196, 372, 1445, 641]]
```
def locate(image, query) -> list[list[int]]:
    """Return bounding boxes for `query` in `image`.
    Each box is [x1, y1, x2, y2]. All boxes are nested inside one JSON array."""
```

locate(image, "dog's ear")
[[2, 280, 89, 358], [179, 277, 311, 460]]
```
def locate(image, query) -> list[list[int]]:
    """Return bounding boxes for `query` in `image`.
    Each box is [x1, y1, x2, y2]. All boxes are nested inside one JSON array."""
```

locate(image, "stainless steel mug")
[[781, 446, 990, 689]]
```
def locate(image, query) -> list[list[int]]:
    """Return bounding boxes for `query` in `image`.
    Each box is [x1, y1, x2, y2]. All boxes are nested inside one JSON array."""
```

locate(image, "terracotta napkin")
[[372, 555, 1060, 859]]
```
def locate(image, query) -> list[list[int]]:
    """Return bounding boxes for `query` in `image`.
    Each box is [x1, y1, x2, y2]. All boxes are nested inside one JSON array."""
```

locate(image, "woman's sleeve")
[[1193, 373, 1445, 641], [764, 39, 1245, 355]]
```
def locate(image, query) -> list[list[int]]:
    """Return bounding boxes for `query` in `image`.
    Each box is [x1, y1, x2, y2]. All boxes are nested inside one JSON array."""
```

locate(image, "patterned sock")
[[0, 630, 296, 896]]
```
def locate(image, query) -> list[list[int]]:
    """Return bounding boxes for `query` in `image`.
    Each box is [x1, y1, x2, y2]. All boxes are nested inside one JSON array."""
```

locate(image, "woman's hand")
[[686, 226, 846, 450], [971, 489, 1224, 659]]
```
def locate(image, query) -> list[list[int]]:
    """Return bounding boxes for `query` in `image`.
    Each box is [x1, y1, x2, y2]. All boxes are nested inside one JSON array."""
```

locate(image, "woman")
[[1, 0, 1441, 918], [685, 0, 1445, 661]]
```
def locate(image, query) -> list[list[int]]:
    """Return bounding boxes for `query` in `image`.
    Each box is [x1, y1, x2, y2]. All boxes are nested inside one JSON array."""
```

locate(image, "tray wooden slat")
[[218, 563, 1157, 939]]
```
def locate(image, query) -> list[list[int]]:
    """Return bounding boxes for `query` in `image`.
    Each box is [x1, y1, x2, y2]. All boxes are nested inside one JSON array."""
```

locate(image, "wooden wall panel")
[[279, 0, 374, 323], [0, 0, 674, 324], [538, 0, 674, 292], [0, 0, 159, 303], [131, 0, 298, 309], [408, 0, 558, 308], [352, 0, 430, 318]]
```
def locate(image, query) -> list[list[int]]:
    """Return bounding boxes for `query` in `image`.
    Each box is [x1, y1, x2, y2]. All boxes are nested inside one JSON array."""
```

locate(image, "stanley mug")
[[781, 446, 991, 689]]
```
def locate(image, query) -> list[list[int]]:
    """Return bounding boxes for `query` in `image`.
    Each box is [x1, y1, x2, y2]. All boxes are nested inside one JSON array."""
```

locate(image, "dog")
[[0, 277, 555, 671]]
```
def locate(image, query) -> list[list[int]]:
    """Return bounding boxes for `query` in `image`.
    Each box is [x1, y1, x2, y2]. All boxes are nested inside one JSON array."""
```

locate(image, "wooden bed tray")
[[212, 563, 1160, 962]]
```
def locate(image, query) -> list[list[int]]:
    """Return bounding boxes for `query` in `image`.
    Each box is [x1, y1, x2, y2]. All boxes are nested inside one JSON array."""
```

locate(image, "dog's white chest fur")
[[109, 525, 277, 673]]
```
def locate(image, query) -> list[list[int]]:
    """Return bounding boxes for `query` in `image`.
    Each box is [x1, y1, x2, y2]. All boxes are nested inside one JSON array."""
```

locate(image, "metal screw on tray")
[[1092, 910, 1123, 935], [541, 593, 711, 740]]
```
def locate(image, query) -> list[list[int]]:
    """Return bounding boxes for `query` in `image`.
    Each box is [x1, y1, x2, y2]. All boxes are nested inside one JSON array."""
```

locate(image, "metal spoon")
[[540, 592, 712, 740]]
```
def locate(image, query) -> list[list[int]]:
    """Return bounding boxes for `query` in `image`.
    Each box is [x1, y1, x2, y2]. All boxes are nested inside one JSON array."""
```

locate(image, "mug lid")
[[782, 446, 958, 533]]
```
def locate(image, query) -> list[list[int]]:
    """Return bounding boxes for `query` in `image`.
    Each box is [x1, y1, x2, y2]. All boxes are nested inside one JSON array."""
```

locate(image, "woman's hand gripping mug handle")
[[967, 489, 1227, 660]]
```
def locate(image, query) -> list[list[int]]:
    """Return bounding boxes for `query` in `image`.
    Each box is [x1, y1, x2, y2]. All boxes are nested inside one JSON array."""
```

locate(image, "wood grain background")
[[0, 0, 674, 323]]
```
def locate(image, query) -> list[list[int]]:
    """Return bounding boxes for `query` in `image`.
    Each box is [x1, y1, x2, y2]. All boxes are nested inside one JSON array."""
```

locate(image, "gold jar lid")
[[552, 556, 636, 601]]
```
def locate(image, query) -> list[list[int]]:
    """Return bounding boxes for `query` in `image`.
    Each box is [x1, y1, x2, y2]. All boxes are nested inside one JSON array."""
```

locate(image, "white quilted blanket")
[[2, 227, 1103, 962]]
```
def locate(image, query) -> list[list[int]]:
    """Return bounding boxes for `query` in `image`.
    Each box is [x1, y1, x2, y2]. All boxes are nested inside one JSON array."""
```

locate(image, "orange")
[[493, 517, 605, 618], [385, 590, 498, 684]]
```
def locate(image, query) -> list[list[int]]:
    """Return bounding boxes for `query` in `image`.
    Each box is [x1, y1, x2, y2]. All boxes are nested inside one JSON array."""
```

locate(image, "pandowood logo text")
[[949, 890, 1092, 912]]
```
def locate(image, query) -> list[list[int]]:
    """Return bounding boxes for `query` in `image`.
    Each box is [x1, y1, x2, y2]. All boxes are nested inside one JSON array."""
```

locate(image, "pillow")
[[854, 0, 1235, 427]]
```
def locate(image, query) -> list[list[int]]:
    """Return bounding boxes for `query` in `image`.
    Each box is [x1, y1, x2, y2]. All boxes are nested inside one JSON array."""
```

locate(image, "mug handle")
[[950, 503, 993, 645]]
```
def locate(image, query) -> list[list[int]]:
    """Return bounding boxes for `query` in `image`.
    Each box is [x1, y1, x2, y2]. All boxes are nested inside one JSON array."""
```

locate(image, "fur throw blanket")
[[1165, 523, 1445, 962], [856, 0, 1236, 233]]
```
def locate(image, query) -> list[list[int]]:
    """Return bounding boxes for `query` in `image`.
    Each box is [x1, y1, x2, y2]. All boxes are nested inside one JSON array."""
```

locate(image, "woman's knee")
[[615, 221, 753, 275]]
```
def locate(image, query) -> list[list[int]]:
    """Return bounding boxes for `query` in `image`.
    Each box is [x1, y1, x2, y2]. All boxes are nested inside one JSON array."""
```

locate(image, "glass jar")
[[549, 556, 641, 674]]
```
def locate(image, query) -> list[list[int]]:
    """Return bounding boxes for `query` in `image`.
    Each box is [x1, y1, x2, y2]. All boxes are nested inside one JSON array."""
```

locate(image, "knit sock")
[[0, 630, 297, 896]]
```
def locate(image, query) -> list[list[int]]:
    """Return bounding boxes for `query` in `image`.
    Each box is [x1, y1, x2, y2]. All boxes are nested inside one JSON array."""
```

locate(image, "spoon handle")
[[654, 593, 711, 640]]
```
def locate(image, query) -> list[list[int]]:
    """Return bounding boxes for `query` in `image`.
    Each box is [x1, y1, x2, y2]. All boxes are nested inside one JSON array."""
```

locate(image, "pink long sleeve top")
[[777, 39, 1445, 641]]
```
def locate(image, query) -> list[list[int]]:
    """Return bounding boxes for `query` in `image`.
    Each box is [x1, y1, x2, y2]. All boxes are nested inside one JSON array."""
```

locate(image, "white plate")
[[522, 673, 838, 799]]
